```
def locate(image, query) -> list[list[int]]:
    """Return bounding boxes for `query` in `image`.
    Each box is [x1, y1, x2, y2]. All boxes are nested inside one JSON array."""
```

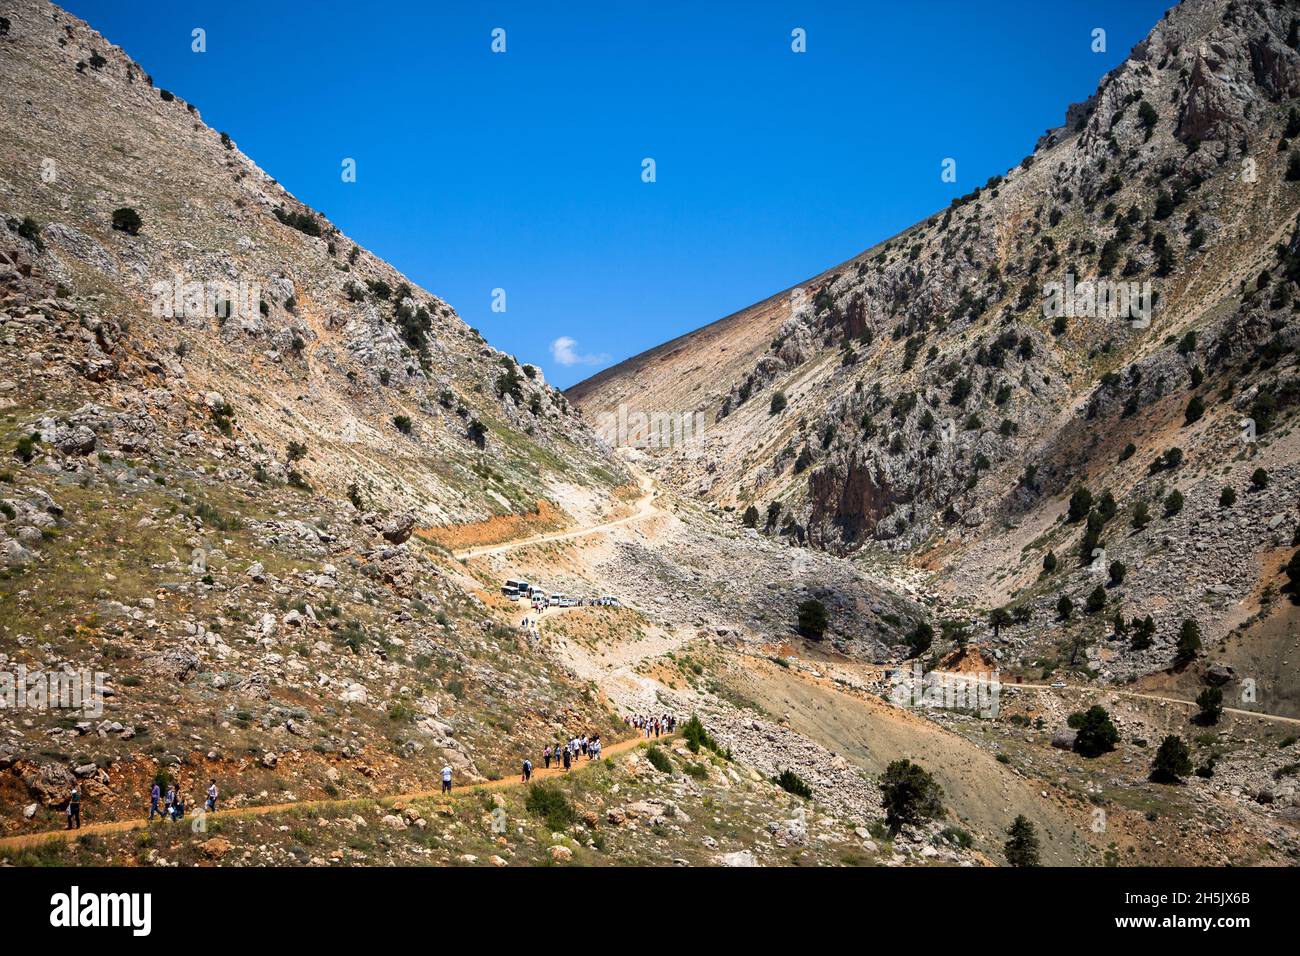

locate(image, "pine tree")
[[989, 607, 1012, 639], [1070, 705, 1119, 758], [1131, 615, 1156, 651], [1195, 687, 1223, 726], [1174, 619, 1201, 665], [1108, 560, 1126, 586], [1085, 585, 1107, 614], [1150, 735, 1192, 783], [880, 760, 944, 833], [1004, 815, 1041, 867]]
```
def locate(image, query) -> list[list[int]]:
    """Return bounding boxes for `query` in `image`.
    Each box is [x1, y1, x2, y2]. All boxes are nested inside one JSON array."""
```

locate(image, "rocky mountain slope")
[[0, 0, 925, 860], [3, 0, 1299, 869], [0, 0, 637, 829], [570, 0, 1300, 681], [0, 0, 629, 534]]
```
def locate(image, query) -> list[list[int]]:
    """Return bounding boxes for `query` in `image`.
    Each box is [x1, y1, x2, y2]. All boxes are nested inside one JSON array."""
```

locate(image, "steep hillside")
[[571, 0, 1300, 677], [0, 0, 633, 831], [0, 0, 629, 533], [3, 0, 1299, 870]]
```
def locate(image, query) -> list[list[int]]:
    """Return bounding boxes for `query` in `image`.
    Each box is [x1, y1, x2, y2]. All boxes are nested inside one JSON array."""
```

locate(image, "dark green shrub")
[[111, 207, 142, 235], [776, 768, 812, 800], [1004, 815, 1041, 866], [524, 783, 577, 831], [880, 760, 943, 832], [796, 598, 828, 640], [1069, 705, 1118, 757], [1150, 735, 1192, 783]]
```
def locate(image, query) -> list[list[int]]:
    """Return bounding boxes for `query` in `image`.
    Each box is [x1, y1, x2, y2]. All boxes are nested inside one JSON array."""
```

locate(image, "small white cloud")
[[550, 336, 608, 367]]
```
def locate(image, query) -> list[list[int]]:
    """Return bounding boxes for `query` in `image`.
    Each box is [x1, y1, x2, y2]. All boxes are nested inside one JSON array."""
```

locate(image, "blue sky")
[[63, 0, 1173, 387]]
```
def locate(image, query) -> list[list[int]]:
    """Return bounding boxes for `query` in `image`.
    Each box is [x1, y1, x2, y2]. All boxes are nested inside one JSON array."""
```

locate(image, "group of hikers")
[[625, 712, 675, 738], [65, 717, 676, 831], [144, 778, 219, 824], [61, 777, 219, 829], [528, 734, 602, 779]]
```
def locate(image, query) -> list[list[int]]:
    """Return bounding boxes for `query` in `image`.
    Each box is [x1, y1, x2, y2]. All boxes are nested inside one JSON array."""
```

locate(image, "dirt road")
[[0, 735, 654, 854], [452, 473, 659, 560]]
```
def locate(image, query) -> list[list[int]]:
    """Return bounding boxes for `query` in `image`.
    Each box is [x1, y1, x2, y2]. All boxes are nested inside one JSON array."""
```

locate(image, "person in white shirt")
[[441, 764, 453, 794]]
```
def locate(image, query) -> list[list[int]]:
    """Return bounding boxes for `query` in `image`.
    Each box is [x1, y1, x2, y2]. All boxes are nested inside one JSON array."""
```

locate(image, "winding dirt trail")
[[452, 472, 659, 560], [0, 735, 655, 854], [1009, 681, 1300, 726]]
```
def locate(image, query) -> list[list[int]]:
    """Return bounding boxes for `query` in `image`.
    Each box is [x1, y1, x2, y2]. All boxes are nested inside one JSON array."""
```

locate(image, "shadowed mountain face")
[[570, 0, 1300, 663]]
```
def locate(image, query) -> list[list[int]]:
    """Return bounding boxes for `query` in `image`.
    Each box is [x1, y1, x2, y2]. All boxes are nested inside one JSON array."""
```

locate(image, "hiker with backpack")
[[65, 785, 81, 830], [522, 758, 532, 782]]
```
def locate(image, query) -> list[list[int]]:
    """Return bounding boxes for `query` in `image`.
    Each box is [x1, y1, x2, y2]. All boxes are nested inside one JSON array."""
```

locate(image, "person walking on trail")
[[205, 779, 218, 813], [173, 789, 186, 822], [148, 781, 162, 821], [543, 745, 552, 769], [441, 764, 453, 794], [522, 758, 533, 782], [561, 747, 571, 771], [66, 785, 81, 830]]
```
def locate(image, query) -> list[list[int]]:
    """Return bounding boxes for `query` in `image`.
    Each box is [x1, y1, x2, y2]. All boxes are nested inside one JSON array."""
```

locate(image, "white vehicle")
[[549, 593, 568, 607], [504, 579, 524, 593], [1050, 681, 1067, 689], [601, 595, 621, 607], [501, 585, 519, 598]]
